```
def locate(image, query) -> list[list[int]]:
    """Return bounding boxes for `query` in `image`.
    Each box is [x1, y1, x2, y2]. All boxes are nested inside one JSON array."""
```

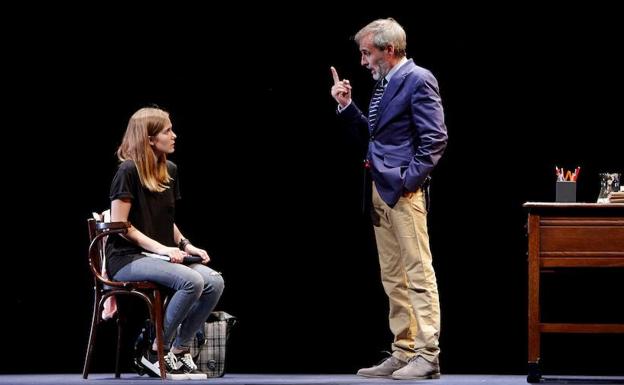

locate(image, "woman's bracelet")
[[178, 238, 191, 251]]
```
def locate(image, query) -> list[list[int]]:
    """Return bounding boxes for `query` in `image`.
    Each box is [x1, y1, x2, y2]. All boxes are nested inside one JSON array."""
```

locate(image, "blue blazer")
[[340, 60, 448, 207]]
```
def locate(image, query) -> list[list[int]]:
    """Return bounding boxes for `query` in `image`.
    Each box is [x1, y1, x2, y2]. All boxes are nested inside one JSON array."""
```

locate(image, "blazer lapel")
[[373, 60, 414, 134]]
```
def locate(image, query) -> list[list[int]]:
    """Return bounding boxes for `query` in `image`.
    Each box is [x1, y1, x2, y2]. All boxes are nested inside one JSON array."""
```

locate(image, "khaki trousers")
[[372, 183, 441, 363]]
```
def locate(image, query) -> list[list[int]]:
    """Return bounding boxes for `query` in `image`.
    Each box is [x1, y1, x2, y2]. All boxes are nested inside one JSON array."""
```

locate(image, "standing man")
[[330, 18, 447, 380]]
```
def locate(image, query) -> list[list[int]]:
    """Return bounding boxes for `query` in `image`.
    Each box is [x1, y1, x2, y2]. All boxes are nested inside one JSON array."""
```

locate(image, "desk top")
[[524, 202, 624, 209]]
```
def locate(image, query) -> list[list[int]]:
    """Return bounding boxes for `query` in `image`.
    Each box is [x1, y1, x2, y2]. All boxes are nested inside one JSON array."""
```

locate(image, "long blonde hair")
[[117, 107, 172, 192]]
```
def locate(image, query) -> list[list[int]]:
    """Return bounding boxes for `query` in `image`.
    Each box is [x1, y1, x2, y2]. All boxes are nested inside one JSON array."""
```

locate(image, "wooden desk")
[[524, 202, 624, 382]]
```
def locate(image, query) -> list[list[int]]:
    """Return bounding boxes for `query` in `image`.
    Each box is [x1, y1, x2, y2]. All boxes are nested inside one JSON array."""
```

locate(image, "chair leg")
[[115, 315, 122, 378], [82, 292, 100, 379], [153, 290, 167, 380]]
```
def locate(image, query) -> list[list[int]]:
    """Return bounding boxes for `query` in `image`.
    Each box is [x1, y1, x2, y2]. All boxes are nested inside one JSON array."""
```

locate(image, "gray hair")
[[354, 18, 407, 58]]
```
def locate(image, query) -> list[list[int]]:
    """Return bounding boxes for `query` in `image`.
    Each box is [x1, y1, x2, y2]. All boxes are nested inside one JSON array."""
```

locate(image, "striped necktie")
[[368, 78, 387, 130]]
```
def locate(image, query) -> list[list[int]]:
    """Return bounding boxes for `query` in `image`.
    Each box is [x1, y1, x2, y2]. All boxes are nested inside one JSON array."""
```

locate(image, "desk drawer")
[[540, 220, 624, 253]]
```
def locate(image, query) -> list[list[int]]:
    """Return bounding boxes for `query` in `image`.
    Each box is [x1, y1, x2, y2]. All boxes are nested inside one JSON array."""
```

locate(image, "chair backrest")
[[87, 218, 102, 277], [83, 215, 167, 379], [87, 216, 130, 287]]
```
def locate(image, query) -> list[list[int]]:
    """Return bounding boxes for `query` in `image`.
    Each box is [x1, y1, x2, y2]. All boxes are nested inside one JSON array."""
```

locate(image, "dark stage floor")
[[1, 374, 623, 385]]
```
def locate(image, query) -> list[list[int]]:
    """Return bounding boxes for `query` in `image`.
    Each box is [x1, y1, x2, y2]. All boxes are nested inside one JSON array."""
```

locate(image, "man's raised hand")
[[330, 66, 352, 108]]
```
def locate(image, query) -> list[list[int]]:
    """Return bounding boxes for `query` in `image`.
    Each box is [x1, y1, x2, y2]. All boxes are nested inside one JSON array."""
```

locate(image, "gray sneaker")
[[356, 356, 407, 378], [392, 355, 441, 380]]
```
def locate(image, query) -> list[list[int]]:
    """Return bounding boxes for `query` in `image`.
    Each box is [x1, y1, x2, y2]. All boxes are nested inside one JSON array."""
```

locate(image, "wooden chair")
[[82, 217, 167, 379]]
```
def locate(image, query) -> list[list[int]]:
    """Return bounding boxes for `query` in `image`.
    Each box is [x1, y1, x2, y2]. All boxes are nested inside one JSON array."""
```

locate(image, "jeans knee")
[[207, 273, 225, 296], [183, 273, 204, 298]]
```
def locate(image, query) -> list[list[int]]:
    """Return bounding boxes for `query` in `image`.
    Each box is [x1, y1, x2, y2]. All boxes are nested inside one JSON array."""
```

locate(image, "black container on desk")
[[556, 181, 576, 202]]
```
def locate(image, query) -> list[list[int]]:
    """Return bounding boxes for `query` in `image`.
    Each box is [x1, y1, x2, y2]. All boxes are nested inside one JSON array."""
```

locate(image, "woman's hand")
[[186, 244, 210, 264], [158, 247, 188, 264]]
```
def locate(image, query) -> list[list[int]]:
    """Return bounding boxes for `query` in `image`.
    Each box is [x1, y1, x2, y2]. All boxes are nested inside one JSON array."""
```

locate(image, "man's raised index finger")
[[330, 66, 340, 84]]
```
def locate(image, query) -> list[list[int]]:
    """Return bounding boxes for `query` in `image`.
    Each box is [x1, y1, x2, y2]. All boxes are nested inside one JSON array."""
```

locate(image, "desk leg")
[[527, 362, 541, 383], [527, 214, 541, 383]]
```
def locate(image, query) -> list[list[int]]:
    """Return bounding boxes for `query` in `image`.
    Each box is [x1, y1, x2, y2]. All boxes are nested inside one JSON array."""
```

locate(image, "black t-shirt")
[[105, 159, 181, 277]]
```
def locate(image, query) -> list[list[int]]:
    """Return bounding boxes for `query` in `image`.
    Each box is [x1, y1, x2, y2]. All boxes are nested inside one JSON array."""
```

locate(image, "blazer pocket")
[[383, 153, 409, 168]]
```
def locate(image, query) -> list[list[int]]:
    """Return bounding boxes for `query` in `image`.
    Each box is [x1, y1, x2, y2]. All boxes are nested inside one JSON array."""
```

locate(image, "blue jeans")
[[113, 257, 225, 350]]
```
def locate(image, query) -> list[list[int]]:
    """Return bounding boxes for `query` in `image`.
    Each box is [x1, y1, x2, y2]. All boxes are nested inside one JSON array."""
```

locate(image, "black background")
[[3, 4, 623, 376]]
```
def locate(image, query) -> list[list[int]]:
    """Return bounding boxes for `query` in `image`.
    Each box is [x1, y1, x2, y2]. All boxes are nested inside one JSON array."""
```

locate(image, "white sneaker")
[[175, 352, 208, 380], [140, 350, 189, 380]]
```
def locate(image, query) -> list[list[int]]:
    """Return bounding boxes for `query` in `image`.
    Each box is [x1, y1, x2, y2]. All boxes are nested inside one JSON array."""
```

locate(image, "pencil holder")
[[556, 181, 576, 202]]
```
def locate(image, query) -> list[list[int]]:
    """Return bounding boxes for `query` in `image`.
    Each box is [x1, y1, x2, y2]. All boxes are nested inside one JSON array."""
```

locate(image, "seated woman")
[[106, 106, 224, 380]]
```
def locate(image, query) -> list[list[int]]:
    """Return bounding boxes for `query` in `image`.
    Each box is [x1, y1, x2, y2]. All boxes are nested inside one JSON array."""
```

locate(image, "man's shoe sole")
[[392, 372, 441, 380], [357, 373, 393, 378]]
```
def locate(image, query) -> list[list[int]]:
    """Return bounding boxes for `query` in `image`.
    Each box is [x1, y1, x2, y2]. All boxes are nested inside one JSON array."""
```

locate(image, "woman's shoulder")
[[119, 159, 136, 170], [166, 160, 178, 174], [118, 159, 137, 173]]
